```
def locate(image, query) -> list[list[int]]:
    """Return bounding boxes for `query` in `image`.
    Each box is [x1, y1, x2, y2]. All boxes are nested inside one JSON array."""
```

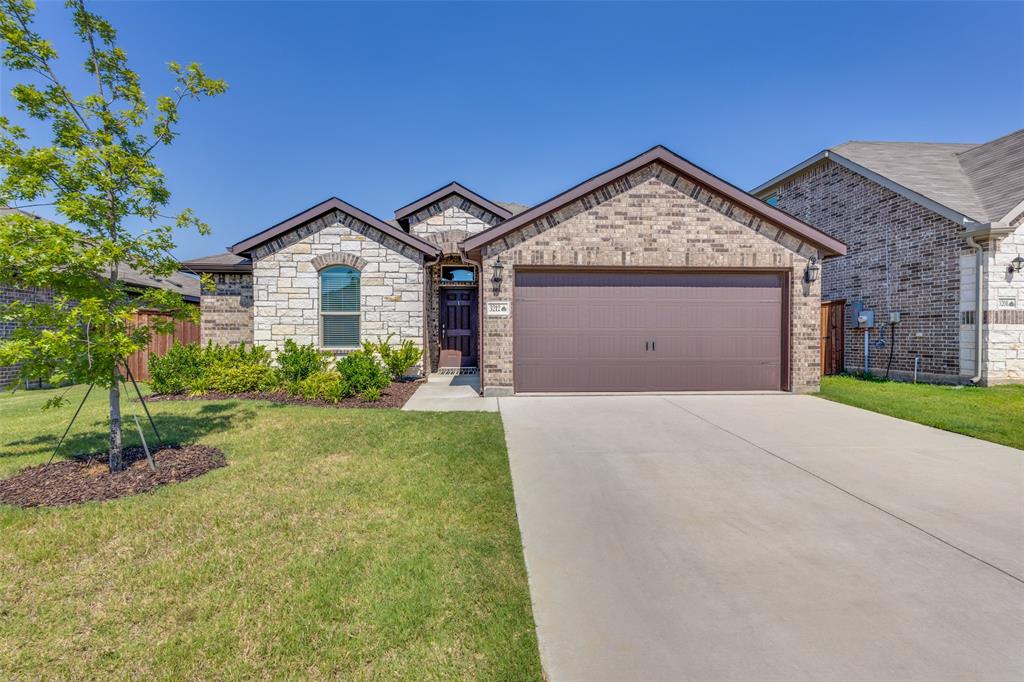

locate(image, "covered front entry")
[[513, 269, 787, 392]]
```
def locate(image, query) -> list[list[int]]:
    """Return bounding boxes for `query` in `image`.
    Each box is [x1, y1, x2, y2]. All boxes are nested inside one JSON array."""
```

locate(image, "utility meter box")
[[857, 309, 874, 328]]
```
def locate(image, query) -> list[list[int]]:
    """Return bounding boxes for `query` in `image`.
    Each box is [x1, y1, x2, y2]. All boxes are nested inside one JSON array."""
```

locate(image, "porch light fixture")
[[1010, 255, 1024, 275], [804, 256, 820, 284], [491, 257, 504, 293]]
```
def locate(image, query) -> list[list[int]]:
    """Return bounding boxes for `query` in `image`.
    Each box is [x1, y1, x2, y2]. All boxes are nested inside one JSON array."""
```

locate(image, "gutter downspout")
[[963, 220, 1014, 385], [965, 233, 985, 385]]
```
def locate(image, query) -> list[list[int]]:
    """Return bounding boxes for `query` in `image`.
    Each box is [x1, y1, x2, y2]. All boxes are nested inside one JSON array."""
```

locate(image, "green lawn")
[[0, 386, 541, 679], [818, 375, 1024, 450]]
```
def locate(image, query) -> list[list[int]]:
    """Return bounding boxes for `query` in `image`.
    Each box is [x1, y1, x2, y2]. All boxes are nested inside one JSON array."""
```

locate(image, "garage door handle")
[[645, 341, 650, 351], [651, 340, 656, 351]]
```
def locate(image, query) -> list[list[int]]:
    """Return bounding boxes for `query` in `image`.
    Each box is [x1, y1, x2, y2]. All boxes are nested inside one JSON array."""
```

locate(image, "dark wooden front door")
[[440, 288, 477, 367]]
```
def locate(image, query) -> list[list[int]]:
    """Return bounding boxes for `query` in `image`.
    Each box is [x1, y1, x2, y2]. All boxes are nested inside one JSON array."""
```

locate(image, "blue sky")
[[3, 1, 1022, 260]]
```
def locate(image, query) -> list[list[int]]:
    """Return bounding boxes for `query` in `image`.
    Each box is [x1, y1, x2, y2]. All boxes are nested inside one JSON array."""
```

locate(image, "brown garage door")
[[513, 270, 785, 392]]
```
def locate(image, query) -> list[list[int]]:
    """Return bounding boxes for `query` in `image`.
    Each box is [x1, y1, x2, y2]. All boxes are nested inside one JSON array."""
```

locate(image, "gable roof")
[[957, 129, 1024, 223], [179, 251, 253, 273], [229, 197, 440, 258], [393, 181, 514, 227], [1, 207, 200, 301], [460, 146, 847, 256], [753, 129, 1024, 226]]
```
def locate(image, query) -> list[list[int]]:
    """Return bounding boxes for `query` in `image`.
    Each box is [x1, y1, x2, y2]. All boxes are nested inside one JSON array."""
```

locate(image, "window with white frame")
[[320, 266, 360, 348]]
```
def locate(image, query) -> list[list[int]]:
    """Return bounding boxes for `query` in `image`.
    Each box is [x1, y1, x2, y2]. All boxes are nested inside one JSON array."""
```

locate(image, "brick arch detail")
[[311, 252, 368, 272]]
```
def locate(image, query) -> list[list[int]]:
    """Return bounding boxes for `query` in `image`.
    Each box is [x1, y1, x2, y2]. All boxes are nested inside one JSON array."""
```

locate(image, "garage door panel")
[[514, 270, 784, 392]]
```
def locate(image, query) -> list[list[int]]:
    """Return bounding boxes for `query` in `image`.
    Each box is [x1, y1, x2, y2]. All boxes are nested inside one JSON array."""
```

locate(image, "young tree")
[[0, 0, 226, 471]]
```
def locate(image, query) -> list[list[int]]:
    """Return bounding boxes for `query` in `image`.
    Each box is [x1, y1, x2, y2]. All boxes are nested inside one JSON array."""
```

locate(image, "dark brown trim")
[[782, 272, 792, 392], [394, 182, 513, 224], [460, 146, 847, 257], [229, 197, 441, 258], [180, 262, 252, 274], [962, 309, 1024, 325]]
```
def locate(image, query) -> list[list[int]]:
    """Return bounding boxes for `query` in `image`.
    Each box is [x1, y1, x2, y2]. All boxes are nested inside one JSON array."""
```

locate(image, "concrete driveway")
[[499, 394, 1024, 681]]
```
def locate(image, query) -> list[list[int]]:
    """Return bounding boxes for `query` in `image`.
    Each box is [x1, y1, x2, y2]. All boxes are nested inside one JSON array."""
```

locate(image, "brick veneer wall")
[[251, 208, 426, 356], [200, 273, 253, 346], [0, 284, 54, 387], [772, 161, 966, 381], [479, 163, 822, 395]]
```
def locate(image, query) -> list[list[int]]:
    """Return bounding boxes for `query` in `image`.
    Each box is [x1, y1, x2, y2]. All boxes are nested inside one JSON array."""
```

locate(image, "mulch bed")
[[0, 444, 226, 508], [146, 379, 423, 409]]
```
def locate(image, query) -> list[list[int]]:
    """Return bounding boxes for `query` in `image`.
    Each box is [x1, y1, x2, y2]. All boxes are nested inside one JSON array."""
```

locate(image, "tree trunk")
[[108, 365, 124, 472]]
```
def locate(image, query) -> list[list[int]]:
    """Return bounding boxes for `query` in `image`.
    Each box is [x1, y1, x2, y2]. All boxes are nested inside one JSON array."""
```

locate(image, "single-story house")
[[183, 146, 846, 395], [753, 128, 1024, 385], [0, 208, 201, 388]]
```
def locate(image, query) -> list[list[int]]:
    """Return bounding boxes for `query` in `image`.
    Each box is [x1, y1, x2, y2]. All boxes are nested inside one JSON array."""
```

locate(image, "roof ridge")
[[836, 139, 978, 148]]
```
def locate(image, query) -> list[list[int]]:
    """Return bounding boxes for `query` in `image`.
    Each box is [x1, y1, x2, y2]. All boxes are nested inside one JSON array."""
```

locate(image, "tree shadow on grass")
[[3, 402, 259, 460]]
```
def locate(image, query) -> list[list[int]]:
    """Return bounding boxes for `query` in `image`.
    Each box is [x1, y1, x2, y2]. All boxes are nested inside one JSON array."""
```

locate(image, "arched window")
[[320, 266, 360, 348]]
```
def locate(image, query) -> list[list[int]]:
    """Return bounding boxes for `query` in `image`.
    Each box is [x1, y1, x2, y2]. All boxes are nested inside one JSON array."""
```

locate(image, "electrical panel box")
[[857, 310, 874, 328], [889, 311, 901, 323]]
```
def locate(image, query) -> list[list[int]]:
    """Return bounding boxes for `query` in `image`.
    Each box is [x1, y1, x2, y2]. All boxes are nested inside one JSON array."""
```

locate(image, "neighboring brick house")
[[0, 208, 201, 388], [754, 129, 1024, 385], [185, 146, 845, 395]]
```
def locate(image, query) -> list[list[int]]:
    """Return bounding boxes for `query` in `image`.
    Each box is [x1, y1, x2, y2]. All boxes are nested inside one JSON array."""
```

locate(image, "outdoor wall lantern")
[[492, 257, 505, 293], [804, 255, 820, 284], [1010, 255, 1024, 275]]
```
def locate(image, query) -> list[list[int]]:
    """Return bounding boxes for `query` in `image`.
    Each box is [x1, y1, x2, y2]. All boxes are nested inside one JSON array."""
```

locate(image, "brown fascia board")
[[180, 260, 252, 274], [393, 181, 514, 225], [229, 197, 441, 258], [460, 146, 848, 258]]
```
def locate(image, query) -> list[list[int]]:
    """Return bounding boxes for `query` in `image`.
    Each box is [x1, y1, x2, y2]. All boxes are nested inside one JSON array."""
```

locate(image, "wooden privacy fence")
[[820, 300, 845, 376], [124, 309, 200, 381]]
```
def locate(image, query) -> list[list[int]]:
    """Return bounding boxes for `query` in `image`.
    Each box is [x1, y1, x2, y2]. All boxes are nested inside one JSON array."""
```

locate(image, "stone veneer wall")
[[479, 163, 822, 395], [251, 208, 425, 356], [0, 284, 53, 388], [407, 204, 499, 371], [405, 196, 506, 238], [200, 273, 253, 346], [982, 219, 1024, 383], [772, 161, 965, 382]]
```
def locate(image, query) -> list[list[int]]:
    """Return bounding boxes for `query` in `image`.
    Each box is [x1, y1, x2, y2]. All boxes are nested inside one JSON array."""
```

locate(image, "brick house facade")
[[766, 161, 966, 381], [473, 164, 824, 394], [185, 146, 845, 394], [0, 285, 52, 388], [754, 131, 1024, 385]]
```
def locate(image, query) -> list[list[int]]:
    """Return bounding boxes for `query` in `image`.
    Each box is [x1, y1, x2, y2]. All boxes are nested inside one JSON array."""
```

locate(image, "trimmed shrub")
[[192, 364, 279, 394], [148, 342, 205, 394], [276, 339, 332, 383], [297, 370, 349, 403], [148, 341, 273, 395], [336, 342, 389, 397], [375, 335, 423, 380]]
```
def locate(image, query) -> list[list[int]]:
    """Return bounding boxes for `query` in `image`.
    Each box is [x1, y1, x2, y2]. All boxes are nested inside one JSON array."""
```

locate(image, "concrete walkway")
[[401, 373, 498, 411], [500, 394, 1024, 681]]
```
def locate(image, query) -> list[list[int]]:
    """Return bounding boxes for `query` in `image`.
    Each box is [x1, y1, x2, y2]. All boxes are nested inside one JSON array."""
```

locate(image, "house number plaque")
[[486, 301, 510, 317]]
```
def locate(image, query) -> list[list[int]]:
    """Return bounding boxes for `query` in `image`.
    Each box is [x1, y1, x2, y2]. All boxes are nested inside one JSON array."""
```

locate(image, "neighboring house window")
[[321, 266, 360, 348], [764, 193, 780, 207]]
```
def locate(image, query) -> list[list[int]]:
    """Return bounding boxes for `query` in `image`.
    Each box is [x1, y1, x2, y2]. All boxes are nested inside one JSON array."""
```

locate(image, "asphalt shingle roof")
[[1, 207, 200, 300], [831, 129, 1024, 223]]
